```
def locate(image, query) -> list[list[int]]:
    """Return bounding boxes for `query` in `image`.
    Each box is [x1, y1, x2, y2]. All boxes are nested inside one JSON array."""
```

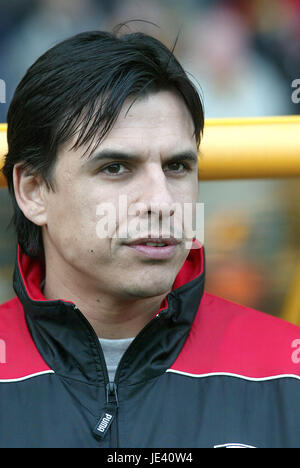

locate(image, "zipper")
[[93, 382, 119, 444], [105, 309, 168, 445], [106, 382, 119, 447], [72, 305, 118, 445], [72, 304, 170, 447]]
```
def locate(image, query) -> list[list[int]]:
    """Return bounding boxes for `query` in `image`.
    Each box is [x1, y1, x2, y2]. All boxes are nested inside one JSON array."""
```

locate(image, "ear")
[[13, 163, 49, 226]]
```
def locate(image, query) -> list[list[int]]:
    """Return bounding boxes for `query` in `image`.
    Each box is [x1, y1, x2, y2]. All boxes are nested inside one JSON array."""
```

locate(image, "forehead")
[[106, 90, 195, 143], [59, 90, 196, 168]]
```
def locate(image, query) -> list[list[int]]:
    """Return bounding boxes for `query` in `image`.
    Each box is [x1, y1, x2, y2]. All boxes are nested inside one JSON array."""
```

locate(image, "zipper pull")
[[93, 383, 118, 439], [106, 382, 119, 407]]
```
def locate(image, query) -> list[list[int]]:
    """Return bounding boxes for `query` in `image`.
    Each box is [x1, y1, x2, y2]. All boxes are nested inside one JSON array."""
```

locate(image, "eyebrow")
[[84, 149, 198, 167]]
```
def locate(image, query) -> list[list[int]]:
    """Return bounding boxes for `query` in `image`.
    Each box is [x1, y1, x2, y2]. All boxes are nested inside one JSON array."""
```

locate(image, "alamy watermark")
[[0, 79, 6, 104], [291, 79, 300, 104], [291, 339, 300, 364], [0, 339, 6, 364], [95, 197, 204, 249]]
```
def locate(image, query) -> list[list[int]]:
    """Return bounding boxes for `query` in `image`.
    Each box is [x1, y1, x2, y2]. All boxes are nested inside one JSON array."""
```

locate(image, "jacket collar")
[[13, 240, 205, 384]]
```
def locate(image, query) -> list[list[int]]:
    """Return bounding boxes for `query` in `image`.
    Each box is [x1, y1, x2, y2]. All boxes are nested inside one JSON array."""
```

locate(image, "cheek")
[[46, 190, 97, 249], [45, 186, 120, 269]]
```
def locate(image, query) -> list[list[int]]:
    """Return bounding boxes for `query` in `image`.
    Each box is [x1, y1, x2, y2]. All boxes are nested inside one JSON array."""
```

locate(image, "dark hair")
[[3, 29, 204, 257]]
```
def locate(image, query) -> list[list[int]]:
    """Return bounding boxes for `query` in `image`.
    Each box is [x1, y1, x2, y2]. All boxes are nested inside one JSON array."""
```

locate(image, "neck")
[[43, 258, 168, 340]]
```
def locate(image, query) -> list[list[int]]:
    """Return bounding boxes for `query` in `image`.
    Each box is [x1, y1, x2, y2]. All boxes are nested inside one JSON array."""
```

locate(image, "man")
[[1, 30, 300, 449]]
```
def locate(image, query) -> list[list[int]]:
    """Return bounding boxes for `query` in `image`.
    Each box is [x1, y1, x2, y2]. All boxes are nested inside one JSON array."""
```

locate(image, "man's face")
[[43, 90, 199, 300]]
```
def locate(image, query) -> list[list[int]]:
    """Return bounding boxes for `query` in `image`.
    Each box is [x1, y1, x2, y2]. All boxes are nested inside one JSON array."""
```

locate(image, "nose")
[[125, 164, 186, 241], [135, 165, 175, 220]]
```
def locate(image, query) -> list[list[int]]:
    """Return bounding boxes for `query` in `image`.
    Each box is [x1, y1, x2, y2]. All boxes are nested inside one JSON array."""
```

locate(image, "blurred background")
[[0, 0, 300, 323]]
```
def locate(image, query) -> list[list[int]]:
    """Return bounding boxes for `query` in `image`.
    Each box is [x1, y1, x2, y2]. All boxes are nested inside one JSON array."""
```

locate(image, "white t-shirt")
[[99, 337, 134, 382]]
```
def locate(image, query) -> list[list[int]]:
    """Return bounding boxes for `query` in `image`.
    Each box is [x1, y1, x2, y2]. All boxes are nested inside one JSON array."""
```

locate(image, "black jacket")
[[1, 242, 300, 448]]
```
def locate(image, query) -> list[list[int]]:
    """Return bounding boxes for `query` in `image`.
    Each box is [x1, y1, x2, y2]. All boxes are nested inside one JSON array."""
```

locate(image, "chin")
[[124, 280, 172, 299]]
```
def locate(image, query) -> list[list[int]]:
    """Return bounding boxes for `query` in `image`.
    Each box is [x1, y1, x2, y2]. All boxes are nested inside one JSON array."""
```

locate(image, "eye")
[[101, 163, 129, 176], [164, 161, 189, 173]]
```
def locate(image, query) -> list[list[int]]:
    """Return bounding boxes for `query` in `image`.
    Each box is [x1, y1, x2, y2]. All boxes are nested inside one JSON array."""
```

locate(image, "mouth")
[[124, 237, 181, 259]]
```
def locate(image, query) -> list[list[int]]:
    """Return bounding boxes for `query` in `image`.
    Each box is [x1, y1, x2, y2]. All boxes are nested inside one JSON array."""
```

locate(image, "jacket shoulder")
[[170, 292, 300, 379], [0, 297, 52, 381]]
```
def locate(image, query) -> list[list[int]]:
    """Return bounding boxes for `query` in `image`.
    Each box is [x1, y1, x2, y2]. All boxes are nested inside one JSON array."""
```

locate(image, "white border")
[[166, 369, 300, 382], [214, 443, 256, 448], [0, 370, 55, 383]]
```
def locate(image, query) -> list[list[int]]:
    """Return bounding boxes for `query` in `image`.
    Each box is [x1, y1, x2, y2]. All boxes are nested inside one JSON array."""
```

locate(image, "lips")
[[124, 237, 181, 259], [125, 237, 180, 247]]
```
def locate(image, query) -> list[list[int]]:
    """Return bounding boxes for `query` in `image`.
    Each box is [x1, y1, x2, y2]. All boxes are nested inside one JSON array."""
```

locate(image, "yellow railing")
[[1, 116, 300, 325], [199, 115, 300, 180], [1, 116, 300, 187]]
